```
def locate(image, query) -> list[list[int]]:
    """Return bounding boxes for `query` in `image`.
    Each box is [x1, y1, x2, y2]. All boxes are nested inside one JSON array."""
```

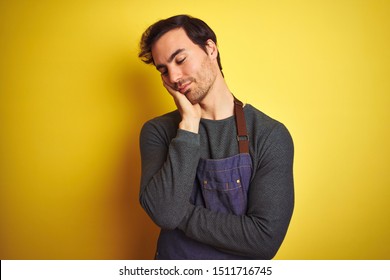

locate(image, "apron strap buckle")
[[233, 96, 250, 154]]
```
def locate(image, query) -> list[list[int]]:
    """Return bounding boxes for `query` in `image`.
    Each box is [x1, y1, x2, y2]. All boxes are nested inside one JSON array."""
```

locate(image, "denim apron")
[[155, 98, 253, 259]]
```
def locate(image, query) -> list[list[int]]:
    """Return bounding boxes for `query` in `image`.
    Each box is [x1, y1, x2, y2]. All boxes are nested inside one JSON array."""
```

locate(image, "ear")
[[205, 39, 218, 59]]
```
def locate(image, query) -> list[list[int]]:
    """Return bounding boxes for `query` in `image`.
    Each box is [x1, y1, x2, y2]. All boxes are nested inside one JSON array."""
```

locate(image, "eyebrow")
[[155, 48, 185, 71]]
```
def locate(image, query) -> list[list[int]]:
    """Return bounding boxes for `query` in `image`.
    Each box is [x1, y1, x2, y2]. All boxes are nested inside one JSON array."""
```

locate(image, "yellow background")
[[1, 0, 389, 259]]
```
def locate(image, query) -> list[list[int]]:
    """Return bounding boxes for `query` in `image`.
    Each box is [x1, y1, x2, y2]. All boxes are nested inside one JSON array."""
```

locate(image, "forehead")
[[151, 28, 198, 63]]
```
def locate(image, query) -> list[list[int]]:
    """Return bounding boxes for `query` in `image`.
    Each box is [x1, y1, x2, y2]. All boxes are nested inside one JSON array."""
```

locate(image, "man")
[[138, 15, 294, 260]]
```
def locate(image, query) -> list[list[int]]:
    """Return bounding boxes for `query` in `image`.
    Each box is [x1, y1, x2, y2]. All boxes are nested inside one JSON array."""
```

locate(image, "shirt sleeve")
[[177, 123, 295, 259], [139, 121, 201, 229]]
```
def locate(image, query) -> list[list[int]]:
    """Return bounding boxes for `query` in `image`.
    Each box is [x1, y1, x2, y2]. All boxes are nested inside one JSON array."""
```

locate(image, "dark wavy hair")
[[139, 15, 223, 73]]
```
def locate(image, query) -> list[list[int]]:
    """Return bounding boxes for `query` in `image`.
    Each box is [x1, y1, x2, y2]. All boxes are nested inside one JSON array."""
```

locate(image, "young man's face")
[[151, 28, 218, 104]]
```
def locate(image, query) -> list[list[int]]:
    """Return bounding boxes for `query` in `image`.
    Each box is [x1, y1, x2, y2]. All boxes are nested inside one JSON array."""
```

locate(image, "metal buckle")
[[237, 135, 249, 142]]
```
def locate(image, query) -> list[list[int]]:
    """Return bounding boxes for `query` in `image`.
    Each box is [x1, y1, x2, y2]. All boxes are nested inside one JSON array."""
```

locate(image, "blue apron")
[[155, 98, 253, 259]]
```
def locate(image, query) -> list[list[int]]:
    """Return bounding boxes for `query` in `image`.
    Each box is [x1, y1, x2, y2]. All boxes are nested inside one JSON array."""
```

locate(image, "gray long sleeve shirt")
[[139, 104, 294, 259]]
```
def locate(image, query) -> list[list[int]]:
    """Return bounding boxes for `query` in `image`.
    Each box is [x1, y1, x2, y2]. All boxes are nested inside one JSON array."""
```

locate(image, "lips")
[[177, 82, 192, 94]]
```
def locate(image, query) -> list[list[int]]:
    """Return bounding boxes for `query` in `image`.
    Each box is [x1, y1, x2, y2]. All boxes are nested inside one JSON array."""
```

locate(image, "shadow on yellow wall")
[[110, 63, 170, 259]]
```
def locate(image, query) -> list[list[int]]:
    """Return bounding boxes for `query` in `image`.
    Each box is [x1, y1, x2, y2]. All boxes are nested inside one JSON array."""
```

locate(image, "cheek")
[[183, 63, 199, 79]]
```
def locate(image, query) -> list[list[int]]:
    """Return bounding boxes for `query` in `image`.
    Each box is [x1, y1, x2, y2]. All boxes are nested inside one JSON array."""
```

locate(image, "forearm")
[[178, 175, 294, 259], [139, 126, 200, 229]]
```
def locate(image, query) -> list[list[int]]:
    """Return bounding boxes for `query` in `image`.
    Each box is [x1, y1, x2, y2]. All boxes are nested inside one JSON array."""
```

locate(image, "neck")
[[199, 77, 234, 120]]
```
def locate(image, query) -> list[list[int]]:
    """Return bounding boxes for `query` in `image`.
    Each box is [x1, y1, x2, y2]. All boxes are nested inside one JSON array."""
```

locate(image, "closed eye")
[[176, 57, 186, 64]]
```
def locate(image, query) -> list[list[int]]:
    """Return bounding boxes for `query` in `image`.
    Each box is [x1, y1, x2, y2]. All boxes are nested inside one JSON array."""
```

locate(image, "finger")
[[162, 80, 177, 95], [163, 80, 186, 102]]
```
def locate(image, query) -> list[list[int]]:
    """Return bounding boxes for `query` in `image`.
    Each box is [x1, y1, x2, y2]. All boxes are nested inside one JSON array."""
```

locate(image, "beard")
[[179, 57, 218, 105]]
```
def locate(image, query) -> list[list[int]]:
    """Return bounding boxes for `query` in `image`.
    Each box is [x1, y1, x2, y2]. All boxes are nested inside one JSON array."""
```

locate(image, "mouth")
[[177, 81, 192, 94]]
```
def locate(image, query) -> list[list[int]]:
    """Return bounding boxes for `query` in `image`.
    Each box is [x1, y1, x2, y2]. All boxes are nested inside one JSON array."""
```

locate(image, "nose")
[[167, 66, 182, 85]]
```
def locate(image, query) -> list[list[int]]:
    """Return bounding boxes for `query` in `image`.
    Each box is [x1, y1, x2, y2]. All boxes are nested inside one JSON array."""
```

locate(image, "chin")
[[188, 99, 199, 105], [186, 96, 201, 105], [186, 90, 206, 105], [184, 91, 197, 104]]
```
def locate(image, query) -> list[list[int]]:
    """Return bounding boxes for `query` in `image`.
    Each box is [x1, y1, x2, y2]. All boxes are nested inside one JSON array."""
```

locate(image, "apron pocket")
[[201, 179, 247, 215], [195, 154, 252, 216]]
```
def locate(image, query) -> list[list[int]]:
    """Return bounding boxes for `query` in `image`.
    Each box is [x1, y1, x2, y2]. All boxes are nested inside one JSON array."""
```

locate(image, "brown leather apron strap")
[[233, 97, 249, 154]]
